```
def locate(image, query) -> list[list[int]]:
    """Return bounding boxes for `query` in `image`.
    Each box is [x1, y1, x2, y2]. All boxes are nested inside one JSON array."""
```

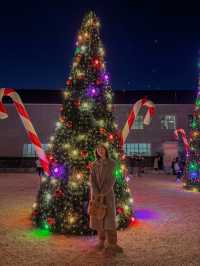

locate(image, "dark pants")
[[37, 167, 44, 177], [176, 170, 182, 180]]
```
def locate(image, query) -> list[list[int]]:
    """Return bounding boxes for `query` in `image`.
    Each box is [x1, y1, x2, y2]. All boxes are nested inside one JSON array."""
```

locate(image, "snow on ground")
[[0, 172, 200, 266]]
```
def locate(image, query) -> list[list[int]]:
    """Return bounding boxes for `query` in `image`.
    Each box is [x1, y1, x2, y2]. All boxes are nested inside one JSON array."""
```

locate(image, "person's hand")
[[97, 194, 104, 200], [123, 167, 128, 176]]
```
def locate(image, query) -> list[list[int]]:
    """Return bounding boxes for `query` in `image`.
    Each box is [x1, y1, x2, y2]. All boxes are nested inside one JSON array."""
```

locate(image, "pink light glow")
[[54, 167, 59, 173], [125, 176, 130, 182]]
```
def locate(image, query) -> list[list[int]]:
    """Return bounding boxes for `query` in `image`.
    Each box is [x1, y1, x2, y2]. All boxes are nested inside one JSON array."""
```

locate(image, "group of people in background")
[[126, 155, 145, 177], [125, 153, 164, 177]]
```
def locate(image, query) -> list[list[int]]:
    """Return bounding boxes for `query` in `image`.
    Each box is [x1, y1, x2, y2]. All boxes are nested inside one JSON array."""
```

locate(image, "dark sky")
[[0, 1, 200, 91]]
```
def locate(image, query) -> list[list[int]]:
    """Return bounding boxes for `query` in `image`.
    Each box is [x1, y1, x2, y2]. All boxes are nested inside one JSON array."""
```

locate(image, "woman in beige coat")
[[89, 144, 123, 255]]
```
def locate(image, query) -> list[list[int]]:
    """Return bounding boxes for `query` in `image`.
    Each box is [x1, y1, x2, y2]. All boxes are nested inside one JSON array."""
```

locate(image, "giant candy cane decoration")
[[174, 128, 189, 153], [121, 98, 155, 145], [0, 88, 50, 176]]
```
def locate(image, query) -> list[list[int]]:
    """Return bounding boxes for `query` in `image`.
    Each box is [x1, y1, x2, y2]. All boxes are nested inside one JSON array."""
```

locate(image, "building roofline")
[[1, 89, 197, 104]]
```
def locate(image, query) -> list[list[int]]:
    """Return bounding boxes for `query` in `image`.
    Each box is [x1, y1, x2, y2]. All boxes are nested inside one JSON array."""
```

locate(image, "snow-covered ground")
[[0, 172, 200, 266]]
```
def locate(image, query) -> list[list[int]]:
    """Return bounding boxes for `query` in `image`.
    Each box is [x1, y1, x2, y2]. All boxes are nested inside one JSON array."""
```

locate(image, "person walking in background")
[[171, 158, 176, 175], [158, 154, 163, 170], [89, 144, 123, 256], [138, 156, 145, 175], [126, 155, 133, 178], [134, 155, 141, 177], [154, 156, 159, 171], [174, 157, 182, 182], [35, 158, 44, 177]]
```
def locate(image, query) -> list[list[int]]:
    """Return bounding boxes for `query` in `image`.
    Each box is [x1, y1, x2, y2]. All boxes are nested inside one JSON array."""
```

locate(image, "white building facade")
[[0, 89, 195, 160]]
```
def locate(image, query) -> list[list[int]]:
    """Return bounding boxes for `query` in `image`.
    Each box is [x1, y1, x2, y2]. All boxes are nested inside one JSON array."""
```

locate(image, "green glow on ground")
[[26, 228, 52, 239]]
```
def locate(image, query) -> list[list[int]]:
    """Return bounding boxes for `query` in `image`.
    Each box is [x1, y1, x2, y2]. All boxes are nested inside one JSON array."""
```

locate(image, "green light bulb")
[[43, 222, 50, 231], [189, 161, 198, 171], [75, 47, 81, 54], [196, 98, 200, 108], [192, 120, 197, 129]]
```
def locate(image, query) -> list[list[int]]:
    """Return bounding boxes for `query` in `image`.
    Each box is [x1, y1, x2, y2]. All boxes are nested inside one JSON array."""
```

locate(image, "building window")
[[23, 144, 36, 157], [131, 115, 144, 130], [161, 115, 176, 129], [23, 144, 48, 157], [123, 143, 151, 156]]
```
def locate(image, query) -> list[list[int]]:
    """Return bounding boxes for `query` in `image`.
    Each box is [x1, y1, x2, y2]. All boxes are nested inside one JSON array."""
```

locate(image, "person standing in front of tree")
[[89, 144, 123, 256]]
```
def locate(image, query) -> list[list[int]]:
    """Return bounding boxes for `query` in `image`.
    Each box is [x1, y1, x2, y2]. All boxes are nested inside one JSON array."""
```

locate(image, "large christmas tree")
[[185, 58, 200, 191], [32, 11, 133, 235]]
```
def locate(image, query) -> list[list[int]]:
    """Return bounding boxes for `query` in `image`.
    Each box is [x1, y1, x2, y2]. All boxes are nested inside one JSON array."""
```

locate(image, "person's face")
[[97, 145, 106, 158]]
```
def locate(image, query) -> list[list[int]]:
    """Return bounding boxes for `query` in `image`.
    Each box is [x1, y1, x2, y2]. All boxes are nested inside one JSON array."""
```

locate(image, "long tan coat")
[[89, 158, 116, 231]]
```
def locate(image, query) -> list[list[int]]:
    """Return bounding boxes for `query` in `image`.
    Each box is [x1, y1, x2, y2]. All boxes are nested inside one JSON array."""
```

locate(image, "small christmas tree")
[[32, 11, 133, 235], [185, 57, 200, 191]]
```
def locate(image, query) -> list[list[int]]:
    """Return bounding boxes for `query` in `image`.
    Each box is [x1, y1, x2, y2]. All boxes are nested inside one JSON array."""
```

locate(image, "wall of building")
[[115, 104, 193, 155], [0, 104, 60, 157], [0, 103, 194, 157]]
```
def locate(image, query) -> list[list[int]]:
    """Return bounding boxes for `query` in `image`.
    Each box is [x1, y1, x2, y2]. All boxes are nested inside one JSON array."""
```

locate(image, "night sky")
[[0, 1, 200, 91]]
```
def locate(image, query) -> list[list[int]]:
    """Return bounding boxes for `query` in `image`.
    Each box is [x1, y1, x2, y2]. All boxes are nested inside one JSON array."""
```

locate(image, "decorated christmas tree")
[[185, 57, 200, 191], [32, 11, 133, 235]]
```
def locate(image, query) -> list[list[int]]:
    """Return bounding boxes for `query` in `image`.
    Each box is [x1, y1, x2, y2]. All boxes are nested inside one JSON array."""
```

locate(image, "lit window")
[[23, 144, 48, 157], [161, 115, 176, 129], [23, 144, 36, 157], [123, 143, 151, 156], [131, 115, 144, 129]]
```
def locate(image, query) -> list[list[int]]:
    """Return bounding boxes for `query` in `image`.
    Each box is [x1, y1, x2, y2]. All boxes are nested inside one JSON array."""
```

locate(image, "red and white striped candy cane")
[[0, 88, 50, 176], [174, 128, 189, 152], [121, 98, 155, 145]]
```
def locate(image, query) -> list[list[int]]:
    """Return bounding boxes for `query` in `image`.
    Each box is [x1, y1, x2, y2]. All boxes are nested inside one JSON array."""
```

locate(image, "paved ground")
[[0, 172, 200, 266]]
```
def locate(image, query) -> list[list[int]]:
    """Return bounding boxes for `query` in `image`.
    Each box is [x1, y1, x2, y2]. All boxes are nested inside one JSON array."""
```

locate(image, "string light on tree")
[[99, 47, 105, 56], [87, 84, 100, 97], [64, 91, 71, 99], [56, 122, 62, 128], [80, 101, 92, 111], [69, 216, 75, 224], [76, 173, 83, 180], [48, 143, 53, 149], [103, 141, 110, 148], [64, 143, 71, 149], [124, 205, 129, 212], [41, 176, 47, 183], [32, 203, 37, 209], [73, 62, 78, 68], [78, 35, 83, 41], [97, 119, 105, 127], [108, 133, 114, 142], [107, 104, 112, 111], [105, 91, 113, 101], [51, 178, 58, 185], [71, 149, 79, 158], [129, 198, 134, 204], [50, 136, 55, 142], [70, 181, 78, 189], [84, 32, 89, 38], [80, 45, 87, 53], [46, 193, 52, 202]]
